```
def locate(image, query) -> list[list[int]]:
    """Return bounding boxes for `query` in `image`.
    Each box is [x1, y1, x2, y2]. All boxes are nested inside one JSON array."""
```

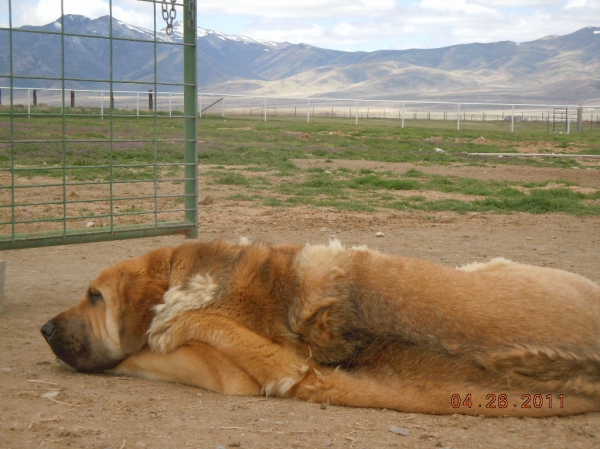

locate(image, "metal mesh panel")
[[0, 0, 198, 250]]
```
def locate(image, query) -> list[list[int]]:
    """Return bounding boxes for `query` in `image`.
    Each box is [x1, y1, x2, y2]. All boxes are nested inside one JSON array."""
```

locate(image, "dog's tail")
[[473, 344, 600, 398]]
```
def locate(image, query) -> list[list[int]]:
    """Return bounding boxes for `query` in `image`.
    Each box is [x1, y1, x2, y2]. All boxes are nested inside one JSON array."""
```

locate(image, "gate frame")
[[0, 0, 198, 250]]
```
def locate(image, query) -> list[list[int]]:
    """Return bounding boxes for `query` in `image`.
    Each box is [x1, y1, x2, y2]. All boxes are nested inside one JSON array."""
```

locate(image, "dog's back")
[[287, 240, 600, 408]]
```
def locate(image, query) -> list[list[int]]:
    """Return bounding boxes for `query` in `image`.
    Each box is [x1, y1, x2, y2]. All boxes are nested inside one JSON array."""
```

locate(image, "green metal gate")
[[0, 0, 198, 250]]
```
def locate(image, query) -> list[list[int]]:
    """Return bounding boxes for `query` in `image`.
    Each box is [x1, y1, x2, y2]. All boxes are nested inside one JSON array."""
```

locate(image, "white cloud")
[[564, 0, 600, 8], [199, 0, 395, 18], [2, 0, 598, 51]]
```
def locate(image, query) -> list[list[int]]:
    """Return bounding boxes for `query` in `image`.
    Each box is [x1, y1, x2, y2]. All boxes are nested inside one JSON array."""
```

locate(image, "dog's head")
[[41, 247, 173, 372]]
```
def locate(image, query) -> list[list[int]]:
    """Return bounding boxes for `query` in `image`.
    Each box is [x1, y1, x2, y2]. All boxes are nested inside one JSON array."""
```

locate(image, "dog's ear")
[[118, 273, 169, 355], [118, 247, 174, 355]]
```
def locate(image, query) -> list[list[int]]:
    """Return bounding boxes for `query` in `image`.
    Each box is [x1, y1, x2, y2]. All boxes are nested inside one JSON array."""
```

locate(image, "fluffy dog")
[[41, 238, 600, 416]]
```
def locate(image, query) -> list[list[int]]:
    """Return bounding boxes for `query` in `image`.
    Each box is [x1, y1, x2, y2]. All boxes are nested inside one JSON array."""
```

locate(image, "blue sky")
[[2, 0, 599, 51]]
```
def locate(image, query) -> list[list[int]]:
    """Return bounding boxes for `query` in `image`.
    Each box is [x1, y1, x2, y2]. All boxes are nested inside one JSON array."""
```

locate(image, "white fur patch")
[[457, 257, 515, 272], [262, 377, 297, 397], [238, 236, 252, 246], [296, 239, 345, 268], [148, 273, 218, 338]]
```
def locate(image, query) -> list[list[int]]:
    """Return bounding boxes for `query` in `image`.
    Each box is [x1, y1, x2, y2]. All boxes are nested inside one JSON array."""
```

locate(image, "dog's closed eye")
[[87, 288, 103, 304]]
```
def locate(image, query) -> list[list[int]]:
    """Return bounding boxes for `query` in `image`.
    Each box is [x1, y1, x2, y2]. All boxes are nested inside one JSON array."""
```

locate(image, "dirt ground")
[[1, 160, 599, 449]]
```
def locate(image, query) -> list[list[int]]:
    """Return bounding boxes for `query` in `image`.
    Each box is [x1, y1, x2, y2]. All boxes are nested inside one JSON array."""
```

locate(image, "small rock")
[[434, 148, 445, 153], [375, 231, 385, 237], [320, 403, 327, 410], [85, 221, 95, 228], [199, 195, 214, 206], [41, 390, 60, 399], [389, 426, 410, 436]]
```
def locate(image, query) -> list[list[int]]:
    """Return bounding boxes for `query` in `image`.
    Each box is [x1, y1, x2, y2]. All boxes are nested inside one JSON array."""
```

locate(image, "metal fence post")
[[0, 260, 5, 313], [401, 102, 405, 128], [264, 97, 267, 121], [510, 105, 514, 132], [457, 103, 460, 130], [183, 0, 198, 237], [355, 100, 359, 125], [307, 98, 310, 123]]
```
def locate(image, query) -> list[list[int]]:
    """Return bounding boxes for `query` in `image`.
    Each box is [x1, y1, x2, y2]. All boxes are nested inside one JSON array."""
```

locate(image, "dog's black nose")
[[41, 320, 56, 341]]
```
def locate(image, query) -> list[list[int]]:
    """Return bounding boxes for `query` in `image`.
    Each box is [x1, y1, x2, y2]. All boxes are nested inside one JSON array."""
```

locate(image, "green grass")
[[2, 109, 599, 216], [263, 169, 599, 215]]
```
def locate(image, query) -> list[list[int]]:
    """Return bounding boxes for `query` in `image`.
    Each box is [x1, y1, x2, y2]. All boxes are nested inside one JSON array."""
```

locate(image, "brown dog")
[[41, 238, 600, 416]]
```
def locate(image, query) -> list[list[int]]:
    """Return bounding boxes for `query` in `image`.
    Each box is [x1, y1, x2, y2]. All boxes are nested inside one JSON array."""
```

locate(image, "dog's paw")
[[261, 365, 312, 397], [147, 319, 182, 354]]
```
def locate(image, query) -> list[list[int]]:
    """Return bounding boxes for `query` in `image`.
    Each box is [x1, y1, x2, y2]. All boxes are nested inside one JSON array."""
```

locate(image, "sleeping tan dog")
[[41, 238, 600, 416]]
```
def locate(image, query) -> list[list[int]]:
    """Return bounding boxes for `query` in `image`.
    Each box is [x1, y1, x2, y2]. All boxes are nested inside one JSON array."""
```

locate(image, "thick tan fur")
[[41, 239, 600, 416]]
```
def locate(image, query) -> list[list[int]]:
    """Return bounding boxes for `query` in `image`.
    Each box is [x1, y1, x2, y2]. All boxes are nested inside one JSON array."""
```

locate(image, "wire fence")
[[2, 87, 599, 134], [0, 0, 198, 251]]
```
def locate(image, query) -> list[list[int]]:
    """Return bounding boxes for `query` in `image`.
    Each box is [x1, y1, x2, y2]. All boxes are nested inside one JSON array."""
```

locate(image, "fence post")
[[577, 105, 583, 132], [33, 89, 37, 106], [101, 91, 104, 119], [264, 97, 267, 121], [136, 92, 140, 117], [566, 107, 570, 134], [148, 90, 153, 111], [511, 105, 515, 132], [307, 98, 310, 123], [0, 260, 5, 313], [198, 93, 202, 118], [355, 100, 359, 125], [456, 103, 460, 130], [170, 92, 173, 117], [401, 102, 405, 128], [0, 88, 2, 106], [70, 90, 75, 107], [28, 88, 31, 118]]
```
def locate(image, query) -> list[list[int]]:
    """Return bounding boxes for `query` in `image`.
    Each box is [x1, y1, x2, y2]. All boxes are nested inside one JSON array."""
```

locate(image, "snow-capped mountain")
[[2, 15, 599, 103]]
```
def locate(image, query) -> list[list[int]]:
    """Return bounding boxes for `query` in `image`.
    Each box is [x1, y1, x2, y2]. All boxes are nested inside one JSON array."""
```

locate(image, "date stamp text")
[[451, 394, 564, 410]]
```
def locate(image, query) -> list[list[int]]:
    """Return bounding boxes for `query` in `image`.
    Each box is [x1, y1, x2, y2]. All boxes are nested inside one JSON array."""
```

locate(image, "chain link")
[[161, 0, 177, 35], [188, 0, 195, 31]]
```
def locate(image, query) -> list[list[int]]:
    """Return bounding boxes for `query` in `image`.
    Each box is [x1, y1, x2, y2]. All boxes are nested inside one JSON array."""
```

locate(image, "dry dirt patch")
[[292, 159, 600, 187], [1, 160, 599, 449]]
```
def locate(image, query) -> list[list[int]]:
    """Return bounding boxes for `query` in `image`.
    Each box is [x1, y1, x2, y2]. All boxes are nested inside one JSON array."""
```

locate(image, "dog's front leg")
[[147, 311, 313, 397], [109, 343, 261, 396]]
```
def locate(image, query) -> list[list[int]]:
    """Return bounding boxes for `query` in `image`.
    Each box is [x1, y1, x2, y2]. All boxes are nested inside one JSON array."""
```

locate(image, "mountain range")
[[1, 15, 599, 104]]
